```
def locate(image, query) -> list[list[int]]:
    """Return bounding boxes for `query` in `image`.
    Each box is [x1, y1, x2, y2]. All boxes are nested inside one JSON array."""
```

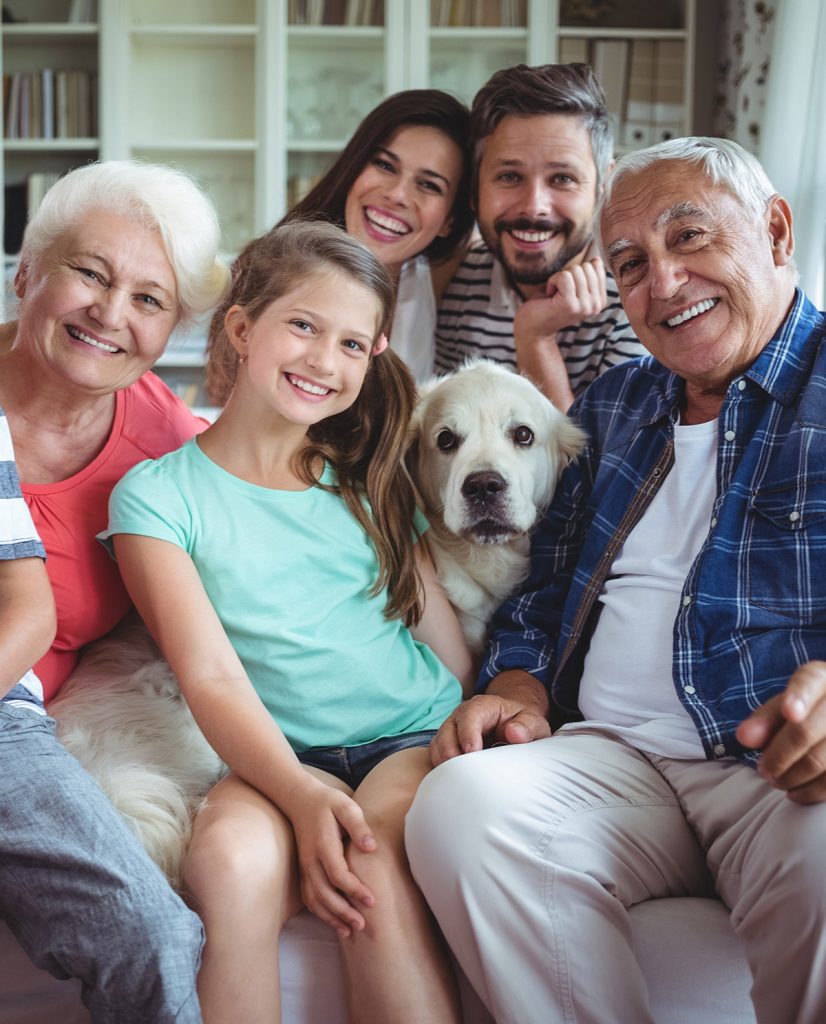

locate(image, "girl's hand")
[[288, 781, 377, 936]]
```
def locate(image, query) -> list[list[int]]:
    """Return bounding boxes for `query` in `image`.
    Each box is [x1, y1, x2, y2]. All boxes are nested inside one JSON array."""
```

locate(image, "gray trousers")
[[0, 702, 204, 1024], [406, 728, 826, 1024]]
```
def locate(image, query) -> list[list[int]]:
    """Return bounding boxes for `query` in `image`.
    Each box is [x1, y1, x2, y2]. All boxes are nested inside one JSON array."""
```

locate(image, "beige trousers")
[[405, 730, 826, 1024]]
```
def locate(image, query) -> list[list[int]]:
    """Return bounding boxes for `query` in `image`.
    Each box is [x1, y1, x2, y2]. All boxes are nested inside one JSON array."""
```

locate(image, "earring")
[[239, 354, 247, 365]]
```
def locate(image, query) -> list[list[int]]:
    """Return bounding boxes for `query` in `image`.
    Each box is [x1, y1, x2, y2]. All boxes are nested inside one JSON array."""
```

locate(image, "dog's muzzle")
[[460, 471, 516, 543]]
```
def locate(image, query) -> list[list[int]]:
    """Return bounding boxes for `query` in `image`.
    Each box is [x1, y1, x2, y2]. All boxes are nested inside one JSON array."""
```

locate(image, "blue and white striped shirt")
[[480, 289, 826, 765], [0, 408, 47, 708]]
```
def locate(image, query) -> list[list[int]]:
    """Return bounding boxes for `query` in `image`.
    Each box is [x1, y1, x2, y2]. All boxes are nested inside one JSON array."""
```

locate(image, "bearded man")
[[434, 62, 646, 410]]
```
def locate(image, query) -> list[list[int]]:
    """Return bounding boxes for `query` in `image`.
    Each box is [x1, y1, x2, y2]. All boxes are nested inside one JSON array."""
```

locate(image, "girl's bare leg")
[[339, 747, 462, 1024], [183, 772, 302, 1024]]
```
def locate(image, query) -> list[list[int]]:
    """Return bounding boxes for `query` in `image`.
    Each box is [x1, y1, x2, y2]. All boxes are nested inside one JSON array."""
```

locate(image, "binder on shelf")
[[591, 39, 629, 135], [652, 40, 684, 143], [558, 36, 589, 65], [622, 38, 656, 149]]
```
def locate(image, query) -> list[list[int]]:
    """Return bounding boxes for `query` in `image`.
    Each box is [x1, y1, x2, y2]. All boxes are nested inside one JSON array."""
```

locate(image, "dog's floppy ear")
[[404, 386, 428, 506], [550, 412, 588, 467]]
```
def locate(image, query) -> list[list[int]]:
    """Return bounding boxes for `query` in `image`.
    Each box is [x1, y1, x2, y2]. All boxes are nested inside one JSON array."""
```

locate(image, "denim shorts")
[[297, 730, 437, 789]]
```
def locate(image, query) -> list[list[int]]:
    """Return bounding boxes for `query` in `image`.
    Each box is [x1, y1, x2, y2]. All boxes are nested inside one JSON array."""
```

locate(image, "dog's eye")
[[436, 429, 458, 452], [513, 425, 534, 447]]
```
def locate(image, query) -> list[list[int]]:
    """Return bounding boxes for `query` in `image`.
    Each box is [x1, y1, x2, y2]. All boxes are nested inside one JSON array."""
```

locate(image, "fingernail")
[[787, 697, 807, 719]]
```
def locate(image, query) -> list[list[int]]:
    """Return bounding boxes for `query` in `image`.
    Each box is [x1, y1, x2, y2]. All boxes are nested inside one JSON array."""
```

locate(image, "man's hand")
[[429, 670, 551, 766], [736, 660, 826, 804], [514, 257, 609, 410]]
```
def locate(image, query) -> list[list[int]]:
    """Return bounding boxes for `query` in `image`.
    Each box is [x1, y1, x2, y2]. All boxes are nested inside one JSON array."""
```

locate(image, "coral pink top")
[[22, 372, 206, 701]]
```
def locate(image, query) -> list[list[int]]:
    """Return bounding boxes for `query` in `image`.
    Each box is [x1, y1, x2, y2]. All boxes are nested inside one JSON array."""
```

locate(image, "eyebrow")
[[75, 249, 177, 301], [654, 202, 710, 230], [376, 146, 451, 187], [604, 238, 634, 265], [604, 202, 712, 266], [290, 306, 373, 343], [491, 156, 581, 172]]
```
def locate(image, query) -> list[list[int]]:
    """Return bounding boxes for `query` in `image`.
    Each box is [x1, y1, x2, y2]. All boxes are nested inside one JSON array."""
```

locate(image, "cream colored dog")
[[50, 616, 225, 889], [408, 360, 586, 653]]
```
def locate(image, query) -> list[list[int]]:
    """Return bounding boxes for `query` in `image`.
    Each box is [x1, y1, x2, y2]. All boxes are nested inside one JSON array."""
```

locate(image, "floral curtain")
[[714, 0, 777, 153]]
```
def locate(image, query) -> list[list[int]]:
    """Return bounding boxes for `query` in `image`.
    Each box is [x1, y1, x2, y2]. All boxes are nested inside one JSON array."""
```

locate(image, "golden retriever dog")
[[50, 616, 224, 889], [408, 360, 586, 653]]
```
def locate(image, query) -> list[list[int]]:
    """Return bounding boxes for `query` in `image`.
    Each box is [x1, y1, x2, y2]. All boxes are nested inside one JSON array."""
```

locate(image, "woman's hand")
[[286, 779, 377, 937]]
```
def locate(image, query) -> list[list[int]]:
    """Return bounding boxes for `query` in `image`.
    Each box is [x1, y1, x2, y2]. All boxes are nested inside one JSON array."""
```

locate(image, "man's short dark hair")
[[471, 63, 613, 189]]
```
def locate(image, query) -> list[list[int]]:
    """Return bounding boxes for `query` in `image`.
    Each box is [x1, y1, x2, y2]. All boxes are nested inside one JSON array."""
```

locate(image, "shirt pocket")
[[746, 480, 826, 623]]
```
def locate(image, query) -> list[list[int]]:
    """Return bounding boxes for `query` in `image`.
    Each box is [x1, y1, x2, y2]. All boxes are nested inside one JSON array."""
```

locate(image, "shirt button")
[[682, 595, 692, 606], [713, 744, 726, 757], [789, 510, 801, 523], [737, 379, 746, 391], [724, 429, 736, 441], [710, 516, 718, 528], [684, 685, 696, 695]]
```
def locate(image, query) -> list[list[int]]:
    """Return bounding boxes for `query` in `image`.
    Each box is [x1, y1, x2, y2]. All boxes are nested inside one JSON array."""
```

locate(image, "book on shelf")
[[3, 173, 60, 255], [3, 69, 96, 141], [68, 0, 97, 23], [591, 38, 630, 133]]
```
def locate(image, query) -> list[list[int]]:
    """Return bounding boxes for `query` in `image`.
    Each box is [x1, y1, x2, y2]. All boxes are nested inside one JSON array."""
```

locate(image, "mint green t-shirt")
[[103, 439, 462, 753]]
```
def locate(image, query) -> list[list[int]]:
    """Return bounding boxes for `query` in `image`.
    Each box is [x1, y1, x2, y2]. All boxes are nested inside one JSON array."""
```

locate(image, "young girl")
[[277, 89, 474, 382], [104, 221, 473, 1024]]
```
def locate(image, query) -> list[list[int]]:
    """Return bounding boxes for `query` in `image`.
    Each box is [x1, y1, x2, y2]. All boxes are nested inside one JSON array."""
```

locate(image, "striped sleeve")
[[0, 411, 46, 561]]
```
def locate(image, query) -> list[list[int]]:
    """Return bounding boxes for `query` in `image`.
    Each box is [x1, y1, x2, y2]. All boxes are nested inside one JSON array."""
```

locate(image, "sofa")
[[0, 897, 755, 1023]]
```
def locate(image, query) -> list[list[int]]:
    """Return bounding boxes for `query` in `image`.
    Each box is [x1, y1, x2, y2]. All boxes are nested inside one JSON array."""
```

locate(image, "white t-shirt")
[[567, 417, 719, 757], [390, 255, 436, 383]]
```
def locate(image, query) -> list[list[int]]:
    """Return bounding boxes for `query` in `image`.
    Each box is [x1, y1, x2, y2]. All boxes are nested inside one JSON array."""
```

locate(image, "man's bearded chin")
[[486, 218, 592, 286]]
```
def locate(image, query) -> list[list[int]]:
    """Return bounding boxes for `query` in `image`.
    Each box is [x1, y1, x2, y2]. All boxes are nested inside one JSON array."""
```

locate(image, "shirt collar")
[[743, 288, 825, 406]]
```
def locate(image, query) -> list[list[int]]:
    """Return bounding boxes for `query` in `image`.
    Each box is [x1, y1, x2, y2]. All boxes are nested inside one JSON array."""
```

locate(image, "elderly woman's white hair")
[[597, 136, 779, 241], [20, 160, 230, 325]]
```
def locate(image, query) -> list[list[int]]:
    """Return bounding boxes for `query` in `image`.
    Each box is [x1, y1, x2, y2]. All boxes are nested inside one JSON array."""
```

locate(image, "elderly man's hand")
[[736, 661, 826, 804], [429, 670, 551, 767]]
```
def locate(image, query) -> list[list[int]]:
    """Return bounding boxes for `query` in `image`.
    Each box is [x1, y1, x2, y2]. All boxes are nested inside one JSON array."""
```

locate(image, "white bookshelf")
[[2, 0, 703, 406]]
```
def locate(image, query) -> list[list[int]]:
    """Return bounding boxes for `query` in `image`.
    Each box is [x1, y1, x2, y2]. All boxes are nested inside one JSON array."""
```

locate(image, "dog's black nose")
[[462, 471, 507, 503]]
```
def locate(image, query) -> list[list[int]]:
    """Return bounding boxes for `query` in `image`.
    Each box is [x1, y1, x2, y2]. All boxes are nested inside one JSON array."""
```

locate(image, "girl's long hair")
[[206, 220, 423, 625]]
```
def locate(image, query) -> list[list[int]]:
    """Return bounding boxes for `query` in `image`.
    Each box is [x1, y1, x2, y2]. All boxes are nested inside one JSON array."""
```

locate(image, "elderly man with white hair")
[[405, 137, 826, 1024]]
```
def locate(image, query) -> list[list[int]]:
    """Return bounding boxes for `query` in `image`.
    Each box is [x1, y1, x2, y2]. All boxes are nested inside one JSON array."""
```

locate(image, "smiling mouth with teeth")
[[510, 228, 557, 244], [666, 298, 719, 328], [365, 208, 410, 238], [67, 326, 120, 353], [286, 373, 332, 397]]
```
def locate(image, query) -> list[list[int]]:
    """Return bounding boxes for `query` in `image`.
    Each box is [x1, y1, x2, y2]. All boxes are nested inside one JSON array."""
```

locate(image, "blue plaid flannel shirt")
[[479, 289, 826, 764]]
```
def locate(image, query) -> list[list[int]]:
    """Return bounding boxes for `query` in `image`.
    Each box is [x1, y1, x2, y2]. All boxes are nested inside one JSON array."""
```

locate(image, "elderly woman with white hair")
[[3, 160, 229, 699], [0, 160, 229, 1024]]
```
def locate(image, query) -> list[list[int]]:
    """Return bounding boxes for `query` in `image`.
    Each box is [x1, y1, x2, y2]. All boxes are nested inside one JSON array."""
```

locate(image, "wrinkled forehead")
[[599, 162, 727, 255]]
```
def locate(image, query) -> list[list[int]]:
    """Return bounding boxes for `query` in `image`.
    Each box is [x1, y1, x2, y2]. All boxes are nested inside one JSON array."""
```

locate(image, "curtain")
[[716, 0, 825, 306], [758, 0, 826, 307], [714, 0, 777, 154]]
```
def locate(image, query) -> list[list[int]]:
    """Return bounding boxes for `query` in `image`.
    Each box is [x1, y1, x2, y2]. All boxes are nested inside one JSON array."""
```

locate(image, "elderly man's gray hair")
[[597, 137, 778, 232]]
